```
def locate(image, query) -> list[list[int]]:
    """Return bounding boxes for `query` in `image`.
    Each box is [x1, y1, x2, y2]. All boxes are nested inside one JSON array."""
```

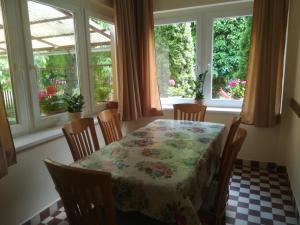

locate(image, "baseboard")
[[20, 199, 63, 225]]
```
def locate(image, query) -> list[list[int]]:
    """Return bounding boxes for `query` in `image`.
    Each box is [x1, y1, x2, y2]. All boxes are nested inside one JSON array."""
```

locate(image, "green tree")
[[155, 22, 195, 97], [234, 17, 252, 81], [212, 16, 252, 97]]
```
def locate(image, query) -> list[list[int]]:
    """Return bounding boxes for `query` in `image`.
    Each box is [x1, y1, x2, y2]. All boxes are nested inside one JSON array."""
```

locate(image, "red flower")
[[46, 85, 57, 96], [38, 90, 47, 100]]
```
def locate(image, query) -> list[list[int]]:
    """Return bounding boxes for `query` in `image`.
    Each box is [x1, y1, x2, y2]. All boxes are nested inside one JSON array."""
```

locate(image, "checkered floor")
[[226, 164, 298, 225], [30, 164, 299, 225]]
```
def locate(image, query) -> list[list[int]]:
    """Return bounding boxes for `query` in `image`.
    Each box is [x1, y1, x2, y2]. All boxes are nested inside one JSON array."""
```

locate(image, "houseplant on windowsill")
[[64, 92, 84, 121], [194, 69, 208, 104]]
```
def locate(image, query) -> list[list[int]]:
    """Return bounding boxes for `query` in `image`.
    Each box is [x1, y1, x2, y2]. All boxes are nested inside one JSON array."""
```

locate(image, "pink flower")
[[227, 79, 240, 87], [38, 90, 47, 100], [168, 79, 176, 86], [241, 80, 246, 86]]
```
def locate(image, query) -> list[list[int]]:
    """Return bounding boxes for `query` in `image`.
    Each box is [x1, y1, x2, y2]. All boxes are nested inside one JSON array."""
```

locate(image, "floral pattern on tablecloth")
[[72, 119, 225, 225]]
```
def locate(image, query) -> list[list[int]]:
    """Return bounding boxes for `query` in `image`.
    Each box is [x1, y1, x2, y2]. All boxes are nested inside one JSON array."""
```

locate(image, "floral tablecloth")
[[72, 119, 225, 225]]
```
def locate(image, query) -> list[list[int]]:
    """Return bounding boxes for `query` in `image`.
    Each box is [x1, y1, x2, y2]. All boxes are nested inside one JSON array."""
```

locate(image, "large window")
[[27, 1, 79, 117], [88, 17, 114, 105], [154, 3, 253, 108], [155, 22, 196, 98], [212, 16, 252, 100], [0, 3, 17, 124], [0, 0, 116, 136]]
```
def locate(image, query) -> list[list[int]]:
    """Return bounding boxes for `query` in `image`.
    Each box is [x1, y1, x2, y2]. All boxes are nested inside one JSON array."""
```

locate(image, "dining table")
[[72, 119, 225, 225]]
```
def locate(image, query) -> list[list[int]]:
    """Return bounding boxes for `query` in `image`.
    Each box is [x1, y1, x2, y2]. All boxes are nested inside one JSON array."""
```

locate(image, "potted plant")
[[194, 70, 208, 104], [64, 93, 84, 121]]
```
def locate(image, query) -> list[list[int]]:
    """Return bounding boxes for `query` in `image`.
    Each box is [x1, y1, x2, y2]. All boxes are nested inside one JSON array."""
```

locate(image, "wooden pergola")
[[0, 1, 112, 54]]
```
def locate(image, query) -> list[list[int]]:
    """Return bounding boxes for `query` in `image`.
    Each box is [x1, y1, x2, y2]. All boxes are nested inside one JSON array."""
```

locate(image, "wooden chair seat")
[[97, 109, 122, 145], [198, 128, 247, 225], [173, 103, 207, 121], [62, 117, 100, 161], [44, 159, 117, 225]]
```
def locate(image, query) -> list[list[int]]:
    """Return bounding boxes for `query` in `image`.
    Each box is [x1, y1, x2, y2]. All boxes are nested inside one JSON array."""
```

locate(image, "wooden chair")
[[198, 128, 247, 225], [219, 117, 242, 173], [62, 118, 100, 161], [173, 103, 207, 121], [106, 101, 121, 122], [106, 101, 118, 110], [97, 109, 122, 145], [44, 159, 117, 225]]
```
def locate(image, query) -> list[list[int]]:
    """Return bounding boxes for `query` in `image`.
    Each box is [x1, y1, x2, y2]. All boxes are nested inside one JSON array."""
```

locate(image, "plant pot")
[[194, 99, 204, 105], [68, 112, 82, 121]]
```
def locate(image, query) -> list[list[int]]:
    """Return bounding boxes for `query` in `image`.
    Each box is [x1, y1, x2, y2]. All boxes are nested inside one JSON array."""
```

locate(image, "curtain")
[[0, 89, 16, 178], [241, 0, 289, 127], [114, 0, 162, 121]]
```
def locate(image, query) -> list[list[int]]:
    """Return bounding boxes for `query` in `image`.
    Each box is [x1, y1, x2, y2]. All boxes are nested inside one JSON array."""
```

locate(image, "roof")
[[0, 1, 112, 54]]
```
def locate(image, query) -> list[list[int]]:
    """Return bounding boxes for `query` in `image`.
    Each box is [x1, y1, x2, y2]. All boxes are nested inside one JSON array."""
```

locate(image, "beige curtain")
[[241, 0, 289, 127], [0, 89, 16, 178], [114, 0, 162, 121]]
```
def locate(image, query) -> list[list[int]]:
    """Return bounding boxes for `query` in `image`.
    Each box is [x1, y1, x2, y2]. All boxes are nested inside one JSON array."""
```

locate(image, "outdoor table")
[[72, 119, 225, 225]]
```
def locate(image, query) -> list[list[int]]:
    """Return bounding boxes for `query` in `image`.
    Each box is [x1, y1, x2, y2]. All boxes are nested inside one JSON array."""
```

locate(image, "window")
[[212, 16, 252, 101], [27, 1, 79, 117], [0, 0, 116, 136], [0, 3, 17, 124], [155, 22, 196, 99], [88, 17, 115, 105], [154, 2, 253, 108]]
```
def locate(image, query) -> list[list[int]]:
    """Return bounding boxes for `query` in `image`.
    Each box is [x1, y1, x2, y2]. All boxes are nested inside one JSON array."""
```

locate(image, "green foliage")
[[40, 95, 65, 114], [64, 93, 84, 112], [212, 16, 252, 98], [155, 22, 195, 97], [91, 51, 113, 102], [0, 57, 11, 91], [194, 70, 208, 100]]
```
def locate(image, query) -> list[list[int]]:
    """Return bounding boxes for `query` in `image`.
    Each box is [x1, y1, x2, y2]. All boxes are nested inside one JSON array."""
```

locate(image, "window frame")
[[154, 2, 253, 108], [84, 9, 117, 114], [1, 0, 117, 137], [20, 0, 88, 130]]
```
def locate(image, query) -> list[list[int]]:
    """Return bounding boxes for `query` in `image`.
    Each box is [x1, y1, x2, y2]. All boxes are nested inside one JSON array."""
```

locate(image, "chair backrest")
[[106, 101, 118, 110], [106, 101, 121, 122], [44, 159, 117, 225], [213, 128, 247, 223], [97, 109, 122, 145], [173, 103, 207, 121], [219, 117, 241, 172], [62, 118, 100, 161]]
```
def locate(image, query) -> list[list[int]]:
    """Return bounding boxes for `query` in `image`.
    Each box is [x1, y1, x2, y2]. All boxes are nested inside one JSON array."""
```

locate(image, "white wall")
[[278, 0, 300, 213]]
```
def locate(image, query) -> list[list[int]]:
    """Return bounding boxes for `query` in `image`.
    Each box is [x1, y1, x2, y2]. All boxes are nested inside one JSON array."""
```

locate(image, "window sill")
[[162, 104, 241, 114], [14, 105, 240, 152], [14, 127, 64, 153]]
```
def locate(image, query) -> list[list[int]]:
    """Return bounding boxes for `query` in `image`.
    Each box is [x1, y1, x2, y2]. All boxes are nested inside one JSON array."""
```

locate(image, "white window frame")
[[1, 0, 117, 137], [20, 0, 88, 130], [154, 1, 253, 108], [84, 9, 117, 114], [2, 0, 32, 135]]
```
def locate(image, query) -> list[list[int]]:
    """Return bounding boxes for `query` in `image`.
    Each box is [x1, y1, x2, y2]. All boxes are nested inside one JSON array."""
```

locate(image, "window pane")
[[89, 17, 114, 104], [0, 4, 17, 124], [154, 22, 196, 98], [212, 16, 252, 100], [27, 1, 79, 117]]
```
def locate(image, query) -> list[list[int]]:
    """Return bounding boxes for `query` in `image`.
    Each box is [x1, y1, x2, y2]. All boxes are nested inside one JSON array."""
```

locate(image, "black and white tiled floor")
[[226, 163, 298, 225], [23, 163, 299, 225]]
